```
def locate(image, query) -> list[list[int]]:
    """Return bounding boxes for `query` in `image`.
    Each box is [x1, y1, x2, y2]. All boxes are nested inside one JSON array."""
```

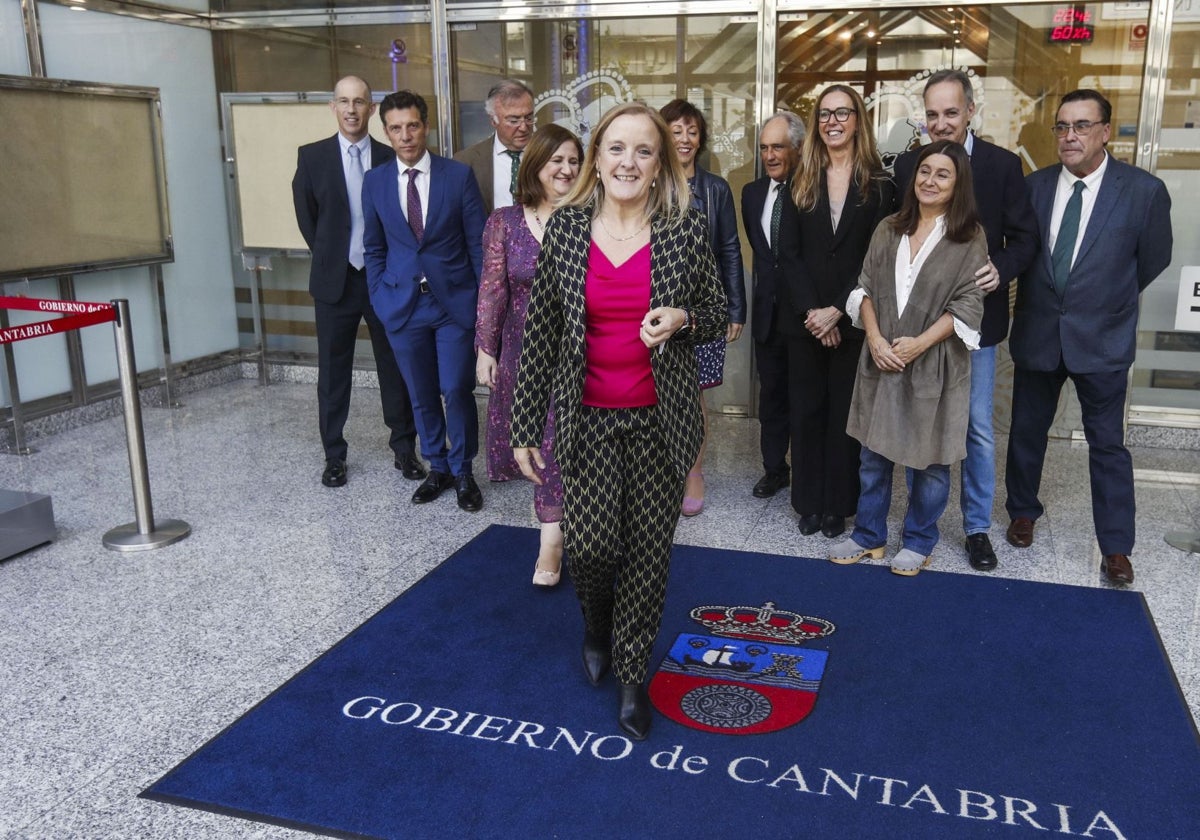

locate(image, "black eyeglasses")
[[1051, 120, 1106, 137], [817, 107, 857, 123]]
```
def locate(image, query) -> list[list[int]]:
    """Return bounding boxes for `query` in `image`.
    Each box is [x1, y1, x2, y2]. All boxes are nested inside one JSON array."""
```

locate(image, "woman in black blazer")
[[787, 84, 896, 538]]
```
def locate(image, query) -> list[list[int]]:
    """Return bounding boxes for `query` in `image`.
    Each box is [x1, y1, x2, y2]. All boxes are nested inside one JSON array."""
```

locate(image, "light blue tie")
[[1051, 180, 1085, 296], [347, 144, 365, 269]]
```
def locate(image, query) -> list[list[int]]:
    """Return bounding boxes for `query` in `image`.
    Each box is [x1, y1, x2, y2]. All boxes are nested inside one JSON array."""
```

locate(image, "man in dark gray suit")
[[1004, 89, 1173, 585], [291, 75, 423, 488], [453, 80, 535, 214], [740, 111, 804, 499]]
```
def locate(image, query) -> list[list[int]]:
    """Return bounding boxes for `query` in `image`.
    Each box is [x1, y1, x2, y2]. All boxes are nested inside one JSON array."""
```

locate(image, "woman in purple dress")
[[475, 124, 582, 587]]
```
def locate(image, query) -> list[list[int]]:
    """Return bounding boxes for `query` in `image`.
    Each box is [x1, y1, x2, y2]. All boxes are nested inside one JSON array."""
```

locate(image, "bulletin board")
[[222, 93, 390, 252], [0, 75, 172, 280]]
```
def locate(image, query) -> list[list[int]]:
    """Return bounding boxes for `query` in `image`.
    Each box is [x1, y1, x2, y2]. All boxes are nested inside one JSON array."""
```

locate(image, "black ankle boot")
[[618, 683, 651, 740], [582, 630, 611, 686]]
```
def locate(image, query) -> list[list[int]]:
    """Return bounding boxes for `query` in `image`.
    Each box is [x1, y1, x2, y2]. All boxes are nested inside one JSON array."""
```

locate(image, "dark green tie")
[[506, 150, 521, 199], [1052, 180, 1085, 295], [770, 182, 783, 257]]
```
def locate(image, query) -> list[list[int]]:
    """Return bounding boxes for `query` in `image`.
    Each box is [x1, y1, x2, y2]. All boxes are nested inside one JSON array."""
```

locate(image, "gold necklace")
[[597, 214, 649, 242]]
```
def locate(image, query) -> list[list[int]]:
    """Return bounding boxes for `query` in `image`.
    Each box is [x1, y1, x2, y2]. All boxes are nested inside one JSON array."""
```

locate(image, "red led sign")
[[1048, 7, 1094, 43]]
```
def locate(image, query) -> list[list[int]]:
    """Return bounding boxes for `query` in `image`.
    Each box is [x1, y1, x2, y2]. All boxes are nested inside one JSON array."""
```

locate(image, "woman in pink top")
[[511, 103, 727, 740]]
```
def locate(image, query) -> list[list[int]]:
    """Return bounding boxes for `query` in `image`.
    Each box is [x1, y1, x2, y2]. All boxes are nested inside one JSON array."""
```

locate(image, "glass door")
[[775, 2, 1151, 437], [450, 13, 760, 415]]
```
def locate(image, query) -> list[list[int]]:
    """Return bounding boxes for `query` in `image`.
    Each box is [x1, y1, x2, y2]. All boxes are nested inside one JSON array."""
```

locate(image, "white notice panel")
[[1175, 266, 1200, 332]]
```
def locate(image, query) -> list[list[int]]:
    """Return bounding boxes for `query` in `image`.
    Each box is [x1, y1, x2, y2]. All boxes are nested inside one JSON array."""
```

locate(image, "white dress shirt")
[[492, 134, 517, 210], [338, 134, 371, 266], [1049, 152, 1108, 270], [397, 151, 431, 227], [760, 179, 787, 243]]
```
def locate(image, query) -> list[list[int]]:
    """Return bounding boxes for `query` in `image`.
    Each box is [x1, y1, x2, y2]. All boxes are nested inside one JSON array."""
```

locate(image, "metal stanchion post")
[[242, 253, 271, 386], [0, 308, 35, 455], [102, 298, 190, 551]]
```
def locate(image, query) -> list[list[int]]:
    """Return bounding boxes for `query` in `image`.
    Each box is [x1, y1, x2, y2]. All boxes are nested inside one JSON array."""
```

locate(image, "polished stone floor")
[[1, 379, 1198, 838]]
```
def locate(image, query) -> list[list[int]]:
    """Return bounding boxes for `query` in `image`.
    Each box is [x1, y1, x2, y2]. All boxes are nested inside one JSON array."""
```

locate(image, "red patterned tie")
[[406, 168, 424, 243]]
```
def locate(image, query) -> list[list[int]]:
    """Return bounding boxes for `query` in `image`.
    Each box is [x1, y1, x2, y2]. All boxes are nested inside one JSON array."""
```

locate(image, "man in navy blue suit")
[[1004, 89, 1173, 585], [291, 75, 423, 489], [363, 90, 487, 512], [893, 69, 1038, 573]]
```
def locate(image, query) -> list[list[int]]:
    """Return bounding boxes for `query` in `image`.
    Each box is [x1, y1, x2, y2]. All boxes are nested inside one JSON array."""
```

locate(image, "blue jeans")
[[852, 446, 951, 556], [960, 345, 996, 536]]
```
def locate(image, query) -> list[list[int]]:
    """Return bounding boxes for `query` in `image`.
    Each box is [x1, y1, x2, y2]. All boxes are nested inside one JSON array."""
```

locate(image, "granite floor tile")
[[1, 377, 1197, 838]]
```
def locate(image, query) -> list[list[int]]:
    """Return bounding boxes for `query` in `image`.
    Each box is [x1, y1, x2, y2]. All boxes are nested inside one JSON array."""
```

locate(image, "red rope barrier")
[[0, 296, 117, 345]]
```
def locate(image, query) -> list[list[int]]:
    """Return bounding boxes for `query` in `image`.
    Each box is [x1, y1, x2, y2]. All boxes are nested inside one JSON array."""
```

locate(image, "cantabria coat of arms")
[[649, 602, 835, 736]]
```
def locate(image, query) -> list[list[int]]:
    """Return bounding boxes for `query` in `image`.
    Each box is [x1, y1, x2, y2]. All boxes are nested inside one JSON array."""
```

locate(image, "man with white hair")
[[454, 79, 536, 214]]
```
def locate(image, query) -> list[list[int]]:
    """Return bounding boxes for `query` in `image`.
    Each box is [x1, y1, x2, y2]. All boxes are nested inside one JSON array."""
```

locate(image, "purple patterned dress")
[[475, 205, 563, 523]]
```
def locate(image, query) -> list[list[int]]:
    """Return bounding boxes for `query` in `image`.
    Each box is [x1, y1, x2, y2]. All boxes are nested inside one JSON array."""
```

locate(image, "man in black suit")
[[893, 69, 1038, 572], [1005, 89, 1173, 585], [292, 75, 424, 488], [741, 111, 804, 498], [452, 79, 535, 215]]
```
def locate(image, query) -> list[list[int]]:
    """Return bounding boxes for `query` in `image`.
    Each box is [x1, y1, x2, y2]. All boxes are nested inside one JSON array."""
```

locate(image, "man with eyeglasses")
[[454, 79, 536, 214], [893, 68, 1038, 573], [1004, 88, 1172, 585], [291, 75, 423, 489]]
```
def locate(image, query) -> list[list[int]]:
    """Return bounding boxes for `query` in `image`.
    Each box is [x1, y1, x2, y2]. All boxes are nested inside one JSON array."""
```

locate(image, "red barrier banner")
[[0, 296, 117, 345]]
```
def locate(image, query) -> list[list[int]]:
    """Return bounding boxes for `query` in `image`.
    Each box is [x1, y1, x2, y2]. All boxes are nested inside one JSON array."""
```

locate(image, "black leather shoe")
[[752, 470, 789, 498], [321, 459, 347, 488], [395, 452, 427, 481], [966, 533, 998, 571], [618, 683, 652, 740], [820, 515, 846, 539], [454, 474, 483, 512], [798, 514, 822, 535], [582, 630, 611, 686], [411, 470, 453, 504]]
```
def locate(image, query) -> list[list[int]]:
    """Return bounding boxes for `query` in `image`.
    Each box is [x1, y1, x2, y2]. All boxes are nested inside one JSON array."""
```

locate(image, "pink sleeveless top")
[[582, 240, 656, 408]]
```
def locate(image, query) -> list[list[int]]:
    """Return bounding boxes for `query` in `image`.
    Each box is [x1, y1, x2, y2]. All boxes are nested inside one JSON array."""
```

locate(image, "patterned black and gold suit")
[[512, 204, 728, 684]]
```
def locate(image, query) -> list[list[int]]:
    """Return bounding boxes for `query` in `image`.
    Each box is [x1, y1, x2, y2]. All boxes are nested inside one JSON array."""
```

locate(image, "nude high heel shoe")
[[533, 523, 563, 587], [681, 470, 705, 517]]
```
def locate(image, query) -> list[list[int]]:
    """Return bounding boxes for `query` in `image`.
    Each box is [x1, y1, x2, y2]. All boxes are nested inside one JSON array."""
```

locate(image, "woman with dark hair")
[[511, 102, 726, 739], [659, 99, 745, 516], [476, 124, 582, 587], [786, 84, 896, 539], [827, 139, 985, 576]]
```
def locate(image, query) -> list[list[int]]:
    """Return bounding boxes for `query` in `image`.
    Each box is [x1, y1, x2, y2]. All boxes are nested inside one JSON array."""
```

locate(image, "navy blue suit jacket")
[[291, 134, 395, 304], [1010, 155, 1172, 374], [894, 135, 1037, 347], [362, 154, 486, 331]]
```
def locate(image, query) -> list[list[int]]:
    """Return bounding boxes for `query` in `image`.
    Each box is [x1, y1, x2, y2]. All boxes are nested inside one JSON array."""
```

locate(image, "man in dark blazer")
[[452, 80, 535, 215], [363, 89, 487, 512], [741, 111, 804, 499], [291, 75, 423, 488], [1004, 89, 1173, 585], [893, 69, 1038, 572]]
